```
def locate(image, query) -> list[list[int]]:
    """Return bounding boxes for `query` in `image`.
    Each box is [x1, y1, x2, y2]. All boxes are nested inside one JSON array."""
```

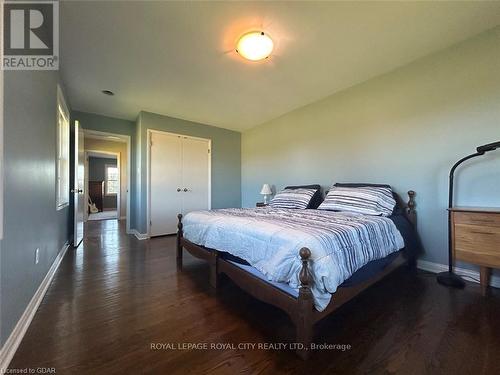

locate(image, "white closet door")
[[150, 132, 182, 236], [181, 137, 210, 215]]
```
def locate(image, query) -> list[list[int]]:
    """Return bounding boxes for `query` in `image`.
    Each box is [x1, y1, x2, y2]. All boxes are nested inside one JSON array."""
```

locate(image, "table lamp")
[[260, 184, 272, 205]]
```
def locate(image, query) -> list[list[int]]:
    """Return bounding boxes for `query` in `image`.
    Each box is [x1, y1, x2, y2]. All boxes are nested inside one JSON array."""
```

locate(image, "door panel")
[[181, 137, 210, 214], [73, 121, 85, 247], [150, 132, 182, 236]]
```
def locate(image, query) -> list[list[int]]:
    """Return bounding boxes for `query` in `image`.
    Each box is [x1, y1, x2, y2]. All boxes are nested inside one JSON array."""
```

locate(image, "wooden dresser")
[[450, 207, 500, 294]]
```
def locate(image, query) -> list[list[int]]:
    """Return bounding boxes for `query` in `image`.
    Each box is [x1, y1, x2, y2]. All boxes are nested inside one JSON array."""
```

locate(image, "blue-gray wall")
[[135, 111, 241, 234], [1, 71, 70, 345], [88, 157, 118, 210], [242, 27, 500, 272]]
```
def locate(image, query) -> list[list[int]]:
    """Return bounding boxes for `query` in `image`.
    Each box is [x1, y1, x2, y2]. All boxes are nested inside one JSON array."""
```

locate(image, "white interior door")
[[181, 137, 210, 214], [73, 121, 85, 247], [150, 132, 183, 236]]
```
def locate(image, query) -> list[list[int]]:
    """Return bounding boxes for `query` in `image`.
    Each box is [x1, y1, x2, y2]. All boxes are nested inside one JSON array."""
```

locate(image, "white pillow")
[[318, 186, 396, 216], [269, 188, 318, 209]]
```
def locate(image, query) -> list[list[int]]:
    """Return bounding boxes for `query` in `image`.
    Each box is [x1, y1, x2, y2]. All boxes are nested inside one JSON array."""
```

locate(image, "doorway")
[[86, 151, 120, 221], [82, 130, 131, 231]]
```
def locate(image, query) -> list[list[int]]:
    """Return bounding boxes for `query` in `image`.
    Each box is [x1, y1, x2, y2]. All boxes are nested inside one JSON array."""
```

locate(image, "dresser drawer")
[[453, 212, 500, 227], [454, 224, 500, 267]]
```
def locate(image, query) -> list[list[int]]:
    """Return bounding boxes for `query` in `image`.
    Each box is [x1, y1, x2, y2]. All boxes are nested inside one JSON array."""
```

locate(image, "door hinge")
[[208, 149, 211, 154], [150, 138, 153, 147]]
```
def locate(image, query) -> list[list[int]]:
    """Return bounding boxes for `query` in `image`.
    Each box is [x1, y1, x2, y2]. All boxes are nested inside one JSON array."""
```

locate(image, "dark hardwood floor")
[[9, 220, 500, 374]]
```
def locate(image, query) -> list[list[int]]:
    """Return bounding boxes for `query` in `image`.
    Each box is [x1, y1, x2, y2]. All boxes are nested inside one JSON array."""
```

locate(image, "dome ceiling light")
[[235, 31, 274, 62]]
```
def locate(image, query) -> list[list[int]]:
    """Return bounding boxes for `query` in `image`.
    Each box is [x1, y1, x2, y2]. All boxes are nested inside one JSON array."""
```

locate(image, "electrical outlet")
[[35, 248, 40, 264]]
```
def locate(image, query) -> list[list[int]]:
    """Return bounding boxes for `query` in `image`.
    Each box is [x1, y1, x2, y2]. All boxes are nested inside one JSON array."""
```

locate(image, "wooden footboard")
[[217, 257, 299, 319], [175, 191, 417, 360], [178, 235, 407, 359]]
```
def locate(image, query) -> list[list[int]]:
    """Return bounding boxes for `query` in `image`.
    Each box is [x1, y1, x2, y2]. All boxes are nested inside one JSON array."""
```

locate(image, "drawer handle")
[[470, 231, 495, 236]]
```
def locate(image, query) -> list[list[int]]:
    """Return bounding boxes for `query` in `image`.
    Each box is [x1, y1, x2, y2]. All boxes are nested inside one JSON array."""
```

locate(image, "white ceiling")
[[60, 1, 500, 132]]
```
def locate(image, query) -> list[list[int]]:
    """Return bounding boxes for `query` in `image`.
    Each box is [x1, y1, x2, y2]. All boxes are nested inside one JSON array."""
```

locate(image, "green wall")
[[135, 111, 241, 234], [74, 111, 136, 137], [1, 71, 70, 344], [242, 27, 500, 269]]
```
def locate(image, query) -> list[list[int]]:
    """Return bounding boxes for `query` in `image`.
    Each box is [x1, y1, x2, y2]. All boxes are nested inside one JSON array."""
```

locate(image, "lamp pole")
[[437, 141, 500, 288]]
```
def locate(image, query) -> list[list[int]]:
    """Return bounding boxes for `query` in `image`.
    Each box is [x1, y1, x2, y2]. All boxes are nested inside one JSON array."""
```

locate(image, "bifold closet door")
[[181, 137, 210, 214], [150, 132, 182, 236]]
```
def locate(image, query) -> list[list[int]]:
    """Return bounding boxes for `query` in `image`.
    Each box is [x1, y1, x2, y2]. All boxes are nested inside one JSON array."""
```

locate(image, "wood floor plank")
[[8, 219, 500, 374]]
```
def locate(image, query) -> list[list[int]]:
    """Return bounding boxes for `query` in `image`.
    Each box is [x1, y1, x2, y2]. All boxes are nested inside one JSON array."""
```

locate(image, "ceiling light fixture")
[[236, 31, 273, 61], [102, 90, 115, 96]]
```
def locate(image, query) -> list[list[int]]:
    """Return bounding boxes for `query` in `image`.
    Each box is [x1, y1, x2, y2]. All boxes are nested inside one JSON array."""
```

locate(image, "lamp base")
[[437, 271, 466, 288]]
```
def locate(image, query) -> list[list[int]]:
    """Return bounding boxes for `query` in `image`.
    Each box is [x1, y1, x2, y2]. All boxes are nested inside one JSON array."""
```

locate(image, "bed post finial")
[[176, 214, 183, 269], [297, 247, 313, 360], [407, 190, 417, 228], [408, 190, 416, 210], [299, 248, 312, 288]]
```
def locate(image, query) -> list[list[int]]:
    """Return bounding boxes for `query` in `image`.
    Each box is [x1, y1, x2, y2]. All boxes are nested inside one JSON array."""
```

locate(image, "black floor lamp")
[[437, 141, 500, 288]]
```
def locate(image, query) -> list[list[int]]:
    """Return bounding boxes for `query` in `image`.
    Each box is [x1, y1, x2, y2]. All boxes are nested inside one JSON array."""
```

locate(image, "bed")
[[176, 189, 418, 359]]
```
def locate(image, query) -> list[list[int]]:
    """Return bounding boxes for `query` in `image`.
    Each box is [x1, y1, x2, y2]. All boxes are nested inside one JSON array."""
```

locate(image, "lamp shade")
[[260, 184, 272, 195], [236, 31, 274, 61]]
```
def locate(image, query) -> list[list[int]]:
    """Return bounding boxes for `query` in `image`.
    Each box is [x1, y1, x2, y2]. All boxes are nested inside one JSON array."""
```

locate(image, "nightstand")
[[256, 202, 268, 208], [450, 207, 500, 294]]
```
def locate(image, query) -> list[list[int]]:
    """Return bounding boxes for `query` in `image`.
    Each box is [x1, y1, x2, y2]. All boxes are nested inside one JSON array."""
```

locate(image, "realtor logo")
[[2, 1, 59, 70]]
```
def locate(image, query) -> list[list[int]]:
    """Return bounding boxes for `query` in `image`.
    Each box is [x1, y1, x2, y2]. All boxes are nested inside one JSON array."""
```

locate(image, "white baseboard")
[[417, 259, 500, 288], [128, 229, 149, 240], [0, 242, 70, 371]]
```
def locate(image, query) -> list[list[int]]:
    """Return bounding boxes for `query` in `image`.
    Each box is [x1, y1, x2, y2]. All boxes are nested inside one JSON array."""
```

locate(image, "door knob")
[[177, 188, 181, 192], [183, 188, 188, 192]]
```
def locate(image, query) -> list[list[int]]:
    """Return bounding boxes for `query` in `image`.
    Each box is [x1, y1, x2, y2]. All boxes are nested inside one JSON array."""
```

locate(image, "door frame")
[[147, 129, 212, 237], [73, 120, 84, 247], [82, 129, 131, 233], [85, 150, 121, 219]]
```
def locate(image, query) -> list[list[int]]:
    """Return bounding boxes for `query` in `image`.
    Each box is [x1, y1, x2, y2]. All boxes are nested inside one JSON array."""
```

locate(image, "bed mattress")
[[183, 207, 407, 311]]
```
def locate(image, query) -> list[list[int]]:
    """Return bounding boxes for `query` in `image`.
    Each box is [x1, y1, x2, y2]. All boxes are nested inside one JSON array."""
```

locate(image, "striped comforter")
[[183, 208, 405, 311]]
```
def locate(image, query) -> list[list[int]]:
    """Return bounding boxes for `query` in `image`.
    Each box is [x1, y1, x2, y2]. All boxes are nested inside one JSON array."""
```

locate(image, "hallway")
[[88, 210, 118, 221]]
